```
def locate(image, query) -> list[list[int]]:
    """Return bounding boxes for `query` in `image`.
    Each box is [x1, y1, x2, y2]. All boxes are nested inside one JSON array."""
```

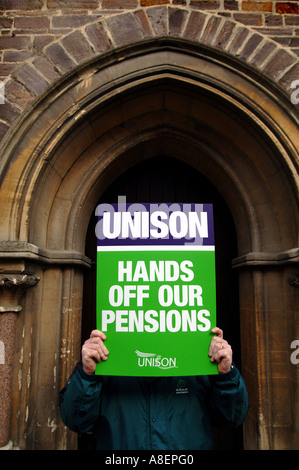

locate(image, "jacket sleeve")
[[209, 365, 248, 429], [59, 362, 103, 434]]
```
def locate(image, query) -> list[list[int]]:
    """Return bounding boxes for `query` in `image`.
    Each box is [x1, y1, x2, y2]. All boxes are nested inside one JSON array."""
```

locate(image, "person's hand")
[[81, 330, 109, 374], [209, 327, 232, 373]]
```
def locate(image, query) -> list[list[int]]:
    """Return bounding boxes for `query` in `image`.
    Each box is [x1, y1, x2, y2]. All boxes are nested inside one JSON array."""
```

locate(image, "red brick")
[[226, 26, 250, 54], [62, 31, 94, 63], [265, 14, 284, 26], [14, 16, 50, 29], [146, 6, 168, 35], [5, 79, 34, 109], [0, 0, 43, 9], [0, 100, 20, 124], [289, 37, 299, 46], [263, 49, 296, 79], [33, 36, 54, 53], [14, 64, 49, 96], [184, 11, 208, 40], [52, 15, 94, 28], [215, 20, 236, 48], [105, 12, 144, 45], [190, 0, 220, 10], [3, 50, 32, 62], [276, 2, 299, 14], [169, 7, 189, 36], [224, 0, 239, 10], [0, 122, 9, 143], [133, 10, 154, 38], [0, 36, 30, 51], [278, 62, 299, 90], [45, 42, 77, 73], [85, 22, 113, 52], [0, 63, 15, 79], [241, 1, 273, 12], [33, 56, 61, 82], [239, 32, 264, 59], [248, 40, 277, 67], [140, 0, 169, 6], [47, 0, 98, 8], [255, 27, 293, 35], [233, 13, 263, 25], [0, 18, 13, 29], [285, 15, 299, 24], [102, 0, 138, 8], [201, 15, 222, 42]]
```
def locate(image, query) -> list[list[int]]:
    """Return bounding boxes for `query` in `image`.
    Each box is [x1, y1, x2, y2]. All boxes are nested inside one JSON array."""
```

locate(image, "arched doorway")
[[82, 155, 242, 449], [0, 40, 297, 450]]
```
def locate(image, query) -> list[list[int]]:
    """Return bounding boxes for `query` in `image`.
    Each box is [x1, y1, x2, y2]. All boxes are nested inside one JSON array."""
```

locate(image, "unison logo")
[[135, 350, 178, 370], [95, 196, 214, 247]]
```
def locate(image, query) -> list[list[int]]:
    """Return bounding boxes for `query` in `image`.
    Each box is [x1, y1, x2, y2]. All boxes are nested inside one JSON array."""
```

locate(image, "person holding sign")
[[59, 326, 248, 450]]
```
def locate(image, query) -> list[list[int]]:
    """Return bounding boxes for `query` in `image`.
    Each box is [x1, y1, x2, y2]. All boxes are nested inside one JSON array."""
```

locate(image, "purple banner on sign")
[[95, 201, 214, 247]]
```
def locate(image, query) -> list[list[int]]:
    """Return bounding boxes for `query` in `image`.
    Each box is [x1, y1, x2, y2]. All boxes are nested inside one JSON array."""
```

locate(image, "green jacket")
[[59, 362, 248, 450]]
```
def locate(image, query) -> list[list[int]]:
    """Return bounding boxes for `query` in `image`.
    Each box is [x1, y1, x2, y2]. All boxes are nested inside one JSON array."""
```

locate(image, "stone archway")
[[0, 39, 298, 449]]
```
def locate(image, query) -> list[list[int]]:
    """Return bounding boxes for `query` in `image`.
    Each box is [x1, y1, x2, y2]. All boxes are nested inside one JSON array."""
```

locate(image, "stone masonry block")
[[169, 7, 189, 36], [0, 36, 31, 51], [278, 61, 299, 90], [14, 63, 49, 96], [62, 31, 94, 64], [0, 0, 43, 9], [226, 25, 250, 54], [262, 48, 297, 79], [33, 56, 61, 83], [191, 1, 221, 10], [248, 40, 277, 67], [215, 20, 236, 48], [14, 16, 50, 30], [102, 0, 138, 8], [104, 13, 144, 46], [0, 99, 20, 124], [45, 42, 77, 73], [200, 15, 223, 44], [133, 10, 154, 38], [140, 0, 170, 6], [146, 6, 168, 35], [47, 0, 98, 8], [5, 79, 34, 109], [85, 23, 113, 53], [184, 10, 208, 40], [239, 32, 264, 60], [0, 122, 9, 142], [3, 51, 32, 63], [52, 15, 95, 29]]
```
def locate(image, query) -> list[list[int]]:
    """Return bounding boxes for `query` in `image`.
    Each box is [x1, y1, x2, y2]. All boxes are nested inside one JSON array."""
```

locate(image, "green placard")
[[95, 202, 218, 377]]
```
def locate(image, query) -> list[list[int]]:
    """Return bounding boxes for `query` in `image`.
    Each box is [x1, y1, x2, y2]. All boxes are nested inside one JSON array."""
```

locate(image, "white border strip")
[[97, 245, 215, 252]]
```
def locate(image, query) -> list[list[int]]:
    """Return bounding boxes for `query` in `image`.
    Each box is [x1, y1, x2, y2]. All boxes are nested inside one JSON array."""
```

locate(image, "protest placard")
[[95, 200, 218, 376]]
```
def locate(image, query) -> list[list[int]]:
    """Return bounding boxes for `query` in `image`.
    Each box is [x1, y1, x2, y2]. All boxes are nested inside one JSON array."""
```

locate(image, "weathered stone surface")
[[85, 22, 113, 52], [105, 12, 144, 45], [45, 42, 77, 72]]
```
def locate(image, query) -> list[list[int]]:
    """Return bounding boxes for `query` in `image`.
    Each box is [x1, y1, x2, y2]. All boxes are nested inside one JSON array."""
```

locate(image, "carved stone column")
[[0, 274, 39, 448]]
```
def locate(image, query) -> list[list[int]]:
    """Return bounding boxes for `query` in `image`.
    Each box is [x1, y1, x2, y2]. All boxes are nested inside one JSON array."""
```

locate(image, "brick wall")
[[0, 0, 298, 143]]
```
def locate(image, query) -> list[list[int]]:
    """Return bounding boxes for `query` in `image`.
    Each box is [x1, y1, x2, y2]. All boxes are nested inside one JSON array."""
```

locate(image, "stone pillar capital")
[[0, 274, 40, 313]]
